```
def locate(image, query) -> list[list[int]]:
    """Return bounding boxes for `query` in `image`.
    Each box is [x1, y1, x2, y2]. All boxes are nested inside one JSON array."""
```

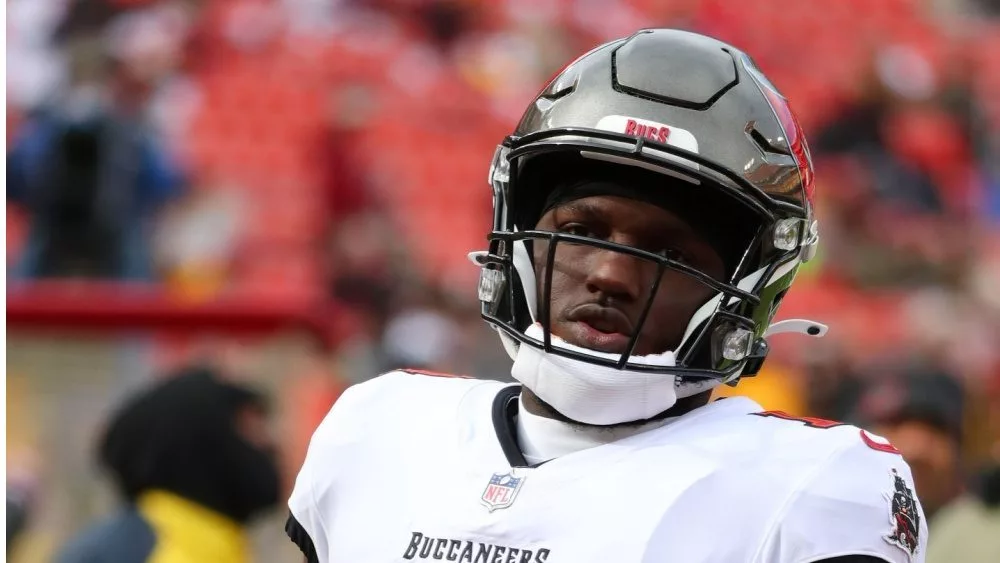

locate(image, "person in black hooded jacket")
[[55, 366, 281, 563]]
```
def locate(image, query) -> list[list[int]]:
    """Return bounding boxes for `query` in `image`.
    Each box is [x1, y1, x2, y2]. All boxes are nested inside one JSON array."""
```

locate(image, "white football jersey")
[[287, 371, 927, 563]]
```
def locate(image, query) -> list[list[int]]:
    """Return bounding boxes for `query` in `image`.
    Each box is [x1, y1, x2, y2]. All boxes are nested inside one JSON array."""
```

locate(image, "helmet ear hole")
[[508, 266, 534, 333]]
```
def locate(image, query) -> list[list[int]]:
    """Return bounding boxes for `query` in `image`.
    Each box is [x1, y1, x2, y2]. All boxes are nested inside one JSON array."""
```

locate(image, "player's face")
[[532, 195, 726, 356]]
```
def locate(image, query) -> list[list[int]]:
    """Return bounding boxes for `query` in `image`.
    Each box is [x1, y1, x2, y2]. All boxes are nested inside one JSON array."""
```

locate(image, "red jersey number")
[[751, 411, 902, 455]]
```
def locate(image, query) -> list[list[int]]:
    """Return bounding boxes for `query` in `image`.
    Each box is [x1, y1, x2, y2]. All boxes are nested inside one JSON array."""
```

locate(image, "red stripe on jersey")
[[751, 410, 846, 429], [398, 368, 473, 379], [860, 429, 902, 455], [753, 412, 903, 455]]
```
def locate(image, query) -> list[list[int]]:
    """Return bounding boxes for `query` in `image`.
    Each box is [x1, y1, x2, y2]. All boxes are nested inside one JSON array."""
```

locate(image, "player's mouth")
[[564, 304, 635, 354]]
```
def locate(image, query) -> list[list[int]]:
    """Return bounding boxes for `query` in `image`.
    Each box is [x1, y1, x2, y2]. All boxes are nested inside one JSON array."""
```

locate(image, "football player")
[[287, 29, 928, 563]]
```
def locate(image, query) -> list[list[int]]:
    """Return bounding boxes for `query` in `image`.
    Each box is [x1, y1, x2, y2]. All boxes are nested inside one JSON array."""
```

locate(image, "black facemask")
[[517, 153, 761, 277]]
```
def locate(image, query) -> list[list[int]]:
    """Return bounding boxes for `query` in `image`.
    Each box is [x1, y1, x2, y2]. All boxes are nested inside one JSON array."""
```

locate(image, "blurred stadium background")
[[6, 0, 1000, 561]]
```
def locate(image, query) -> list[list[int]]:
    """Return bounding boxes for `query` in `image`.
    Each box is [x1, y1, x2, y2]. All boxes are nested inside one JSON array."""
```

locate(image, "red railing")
[[6, 281, 351, 349]]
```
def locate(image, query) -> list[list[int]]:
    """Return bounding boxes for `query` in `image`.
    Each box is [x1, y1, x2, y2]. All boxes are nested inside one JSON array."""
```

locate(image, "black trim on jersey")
[[815, 557, 890, 563], [285, 512, 320, 563], [492, 385, 529, 467]]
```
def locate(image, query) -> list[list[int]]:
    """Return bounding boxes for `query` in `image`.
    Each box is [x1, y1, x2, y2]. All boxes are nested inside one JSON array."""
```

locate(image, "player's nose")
[[583, 248, 649, 303]]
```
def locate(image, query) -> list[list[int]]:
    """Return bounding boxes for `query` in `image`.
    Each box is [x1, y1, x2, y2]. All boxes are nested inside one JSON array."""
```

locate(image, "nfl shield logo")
[[480, 472, 524, 512]]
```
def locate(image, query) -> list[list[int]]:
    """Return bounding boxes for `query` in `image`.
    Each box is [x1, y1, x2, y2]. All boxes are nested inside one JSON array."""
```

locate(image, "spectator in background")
[[415, 0, 474, 55], [6, 499, 30, 557], [6, 489, 35, 557], [970, 0, 1000, 18], [321, 82, 400, 343], [848, 368, 966, 523], [6, 0, 72, 113], [153, 174, 245, 300], [813, 44, 947, 213], [380, 302, 462, 374], [925, 374, 1000, 563], [55, 366, 280, 563], [811, 44, 979, 289], [7, 28, 184, 281], [6, 445, 41, 556]]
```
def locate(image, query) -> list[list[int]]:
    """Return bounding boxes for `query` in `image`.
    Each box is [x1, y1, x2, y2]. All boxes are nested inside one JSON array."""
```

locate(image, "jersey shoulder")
[[747, 411, 928, 563], [743, 410, 900, 458], [648, 400, 887, 470], [305, 369, 496, 451], [286, 370, 503, 563]]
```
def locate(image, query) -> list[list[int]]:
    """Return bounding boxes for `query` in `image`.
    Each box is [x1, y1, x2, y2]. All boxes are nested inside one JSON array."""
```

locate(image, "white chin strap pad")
[[511, 323, 680, 426]]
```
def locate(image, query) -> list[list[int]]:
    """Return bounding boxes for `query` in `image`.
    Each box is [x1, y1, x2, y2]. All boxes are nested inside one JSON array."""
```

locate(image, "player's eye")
[[559, 223, 597, 238], [658, 247, 690, 264]]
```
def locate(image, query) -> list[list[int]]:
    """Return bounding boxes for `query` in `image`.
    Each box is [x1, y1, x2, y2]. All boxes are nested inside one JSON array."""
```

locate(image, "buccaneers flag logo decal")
[[883, 468, 921, 559]]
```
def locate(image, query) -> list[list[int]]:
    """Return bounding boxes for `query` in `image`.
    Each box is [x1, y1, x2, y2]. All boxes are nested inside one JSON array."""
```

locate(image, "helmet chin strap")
[[509, 318, 828, 427]]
